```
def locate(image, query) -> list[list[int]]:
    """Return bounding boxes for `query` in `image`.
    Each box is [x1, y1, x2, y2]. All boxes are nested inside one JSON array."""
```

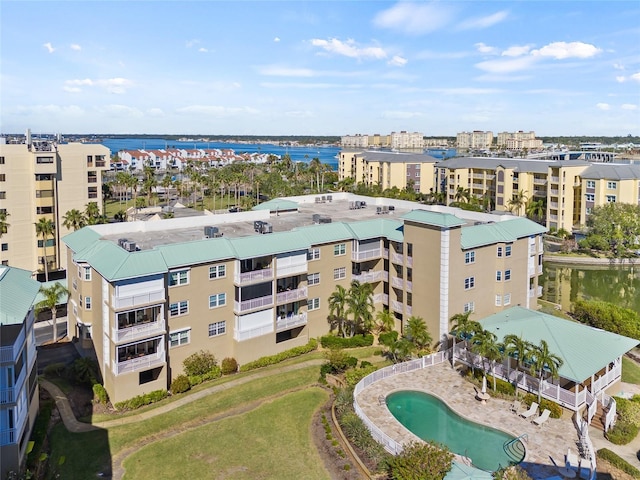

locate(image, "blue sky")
[[1, 1, 639, 136]]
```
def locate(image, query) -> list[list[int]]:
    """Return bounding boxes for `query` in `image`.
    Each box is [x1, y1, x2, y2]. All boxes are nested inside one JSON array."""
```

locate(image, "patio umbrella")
[[481, 375, 487, 394]]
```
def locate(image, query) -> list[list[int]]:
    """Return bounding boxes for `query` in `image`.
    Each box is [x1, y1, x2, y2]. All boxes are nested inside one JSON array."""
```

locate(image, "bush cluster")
[[344, 364, 378, 387], [239, 338, 318, 372], [183, 350, 218, 376], [43, 362, 66, 377], [92, 384, 109, 404], [470, 370, 515, 397], [320, 349, 358, 379], [320, 334, 374, 349], [221, 357, 238, 375], [572, 300, 640, 340], [493, 465, 533, 480], [188, 366, 222, 386], [605, 396, 640, 445], [171, 375, 191, 394], [597, 448, 640, 478], [522, 394, 562, 419], [114, 390, 168, 410], [386, 441, 454, 480]]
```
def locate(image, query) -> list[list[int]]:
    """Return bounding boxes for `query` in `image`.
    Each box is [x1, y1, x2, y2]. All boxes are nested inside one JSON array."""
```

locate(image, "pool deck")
[[356, 362, 580, 479]]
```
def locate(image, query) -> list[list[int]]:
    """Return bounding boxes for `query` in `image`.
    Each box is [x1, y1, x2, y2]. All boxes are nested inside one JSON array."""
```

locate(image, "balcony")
[[550, 176, 560, 183], [234, 324, 274, 342], [391, 276, 404, 289], [550, 189, 559, 196], [549, 201, 558, 208], [112, 289, 165, 309], [406, 256, 413, 267], [276, 312, 308, 332], [373, 293, 389, 304], [405, 280, 413, 292], [114, 350, 165, 375], [235, 267, 274, 285], [0, 329, 25, 363], [533, 178, 547, 185], [234, 295, 274, 313], [391, 300, 403, 313], [112, 318, 166, 343], [276, 287, 308, 304], [0, 365, 27, 404], [351, 248, 383, 262], [382, 248, 389, 259], [405, 305, 412, 316], [391, 252, 404, 264], [352, 270, 388, 283]]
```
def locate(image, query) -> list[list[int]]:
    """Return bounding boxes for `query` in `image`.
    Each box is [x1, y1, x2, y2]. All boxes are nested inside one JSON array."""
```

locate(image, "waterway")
[[541, 262, 640, 314]]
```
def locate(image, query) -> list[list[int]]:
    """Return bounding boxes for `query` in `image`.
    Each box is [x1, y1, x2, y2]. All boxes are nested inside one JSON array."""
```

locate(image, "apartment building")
[[390, 131, 424, 150], [0, 134, 110, 276], [456, 131, 494, 150], [496, 131, 543, 151], [0, 266, 40, 479], [341, 134, 370, 149], [62, 193, 545, 403], [338, 151, 438, 194], [579, 164, 640, 221]]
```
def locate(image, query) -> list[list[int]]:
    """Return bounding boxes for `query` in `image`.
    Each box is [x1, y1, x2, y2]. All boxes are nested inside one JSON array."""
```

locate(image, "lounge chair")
[[566, 448, 580, 471], [510, 400, 522, 414], [533, 408, 551, 426], [520, 402, 538, 419]]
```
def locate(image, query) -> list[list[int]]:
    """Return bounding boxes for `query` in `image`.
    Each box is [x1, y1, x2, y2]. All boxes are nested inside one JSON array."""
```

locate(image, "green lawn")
[[622, 356, 640, 385], [123, 388, 330, 480]]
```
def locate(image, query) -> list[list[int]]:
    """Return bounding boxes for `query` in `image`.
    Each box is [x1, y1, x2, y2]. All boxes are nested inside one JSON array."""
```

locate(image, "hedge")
[[239, 338, 318, 372], [522, 394, 562, 419], [320, 334, 374, 349], [597, 448, 640, 478], [572, 300, 640, 341], [188, 366, 222, 386], [114, 389, 168, 411]]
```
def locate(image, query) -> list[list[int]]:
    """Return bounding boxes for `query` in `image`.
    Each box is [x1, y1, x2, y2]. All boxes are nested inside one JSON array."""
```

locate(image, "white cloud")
[[273, 37, 280, 43], [372, 2, 455, 35], [64, 77, 132, 94], [259, 66, 315, 77], [631, 72, 640, 82], [622, 104, 638, 111], [70, 44, 81, 51], [147, 108, 165, 117], [284, 110, 313, 118], [458, 11, 508, 30], [63, 86, 82, 93], [310, 38, 387, 60], [382, 110, 424, 119], [66, 78, 94, 86], [613, 63, 625, 70], [616, 76, 626, 83], [388, 55, 407, 67], [185, 39, 200, 48], [596, 103, 610, 110], [260, 82, 344, 89], [43, 42, 55, 53], [501, 45, 533, 57], [416, 49, 470, 60], [475, 43, 498, 55], [198, 48, 208, 53], [475, 56, 537, 74], [427, 87, 502, 95], [100, 105, 144, 117], [532, 41, 601, 59]]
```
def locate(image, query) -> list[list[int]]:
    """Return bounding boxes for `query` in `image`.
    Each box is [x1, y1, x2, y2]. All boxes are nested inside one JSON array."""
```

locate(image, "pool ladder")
[[503, 434, 528, 463]]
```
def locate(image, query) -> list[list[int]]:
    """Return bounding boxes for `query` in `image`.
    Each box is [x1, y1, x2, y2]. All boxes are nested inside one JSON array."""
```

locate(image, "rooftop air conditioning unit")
[[123, 241, 137, 252], [312, 214, 321, 224], [118, 238, 129, 248], [319, 216, 332, 224], [254, 220, 265, 232], [261, 222, 273, 234], [204, 226, 219, 238]]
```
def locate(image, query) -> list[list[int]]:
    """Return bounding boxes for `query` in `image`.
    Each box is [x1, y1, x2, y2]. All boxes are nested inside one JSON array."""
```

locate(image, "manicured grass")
[[622, 356, 640, 385], [123, 388, 330, 480]]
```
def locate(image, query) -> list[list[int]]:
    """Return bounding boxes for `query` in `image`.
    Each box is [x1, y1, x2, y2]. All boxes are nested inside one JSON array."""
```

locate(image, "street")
[[35, 317, 68, 346]]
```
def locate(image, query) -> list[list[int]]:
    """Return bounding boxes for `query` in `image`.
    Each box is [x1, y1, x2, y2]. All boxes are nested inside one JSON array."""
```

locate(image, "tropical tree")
[[328, 284, 349, 337], [453, 187, 471, 203], [375, 308, 395, 334], [529, 339, 563, 403], [142, 166, 157, 206], [161, 174, 173, 205], [525, 198, 546, 223], [503, 334, 532, 394], [404, 316, 432, 355], [84, 202, 102, 225], [345, 280, 374, 337], [62, 209, 86, 231], [35, 217, 55, 281], [471, 329, 503, 391], [507, 190, 528, 216], [449, 311, 482, 370], [36, 282, 69, 343]]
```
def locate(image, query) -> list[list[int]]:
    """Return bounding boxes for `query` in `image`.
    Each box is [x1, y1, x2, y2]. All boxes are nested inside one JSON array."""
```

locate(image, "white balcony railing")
[[234, 324, 274, 342], [276, 263, 307, 278], [405, 280, 413, 292], [234, 295, 274, 313], [382, 248, 389, 259], [352, 270, 388, 283], [373, 293, 389, 304], [351, 248, 382, 262], [0, 428, 16, 446], [405, 305, 412, 316], [112, 318, 166, 343], [391, 252, 404, 264], [391, 300, 403, 313], [391, 277, 404, 289], [0, 328, 25, 363], [112, 289, 165, 309], [276, 312, 308, 331], [0, 365, 27, 404], [234, 268, 274, 285], [114, 350, 165, 375], [406, 256, 413, 267], [276, 287, 308, 304]]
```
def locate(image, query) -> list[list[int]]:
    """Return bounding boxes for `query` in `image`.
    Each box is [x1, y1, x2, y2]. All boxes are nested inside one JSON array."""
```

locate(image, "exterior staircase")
[[587, 402, 607, 432]]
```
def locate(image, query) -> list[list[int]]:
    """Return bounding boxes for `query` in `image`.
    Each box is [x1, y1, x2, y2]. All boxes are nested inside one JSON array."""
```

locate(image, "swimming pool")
[[386, 390, 525, 471]]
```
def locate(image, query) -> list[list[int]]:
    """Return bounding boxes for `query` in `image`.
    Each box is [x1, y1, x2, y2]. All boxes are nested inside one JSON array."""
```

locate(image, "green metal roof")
[[159, 238, 237, 268], [480, 307, 638, 382], [251, 198, 299, 212], [401, 209, 466, 228], [461, 218, 547, 250], [230, 230, 310, 259], [294, 222, 356, 246], [63, 227, 102, 253], [0, 266, 41, 326], [347, 219, 403, 242]]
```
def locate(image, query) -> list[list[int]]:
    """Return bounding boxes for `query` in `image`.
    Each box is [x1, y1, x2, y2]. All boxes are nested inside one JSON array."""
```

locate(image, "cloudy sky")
[[1, 1, 639, 136]]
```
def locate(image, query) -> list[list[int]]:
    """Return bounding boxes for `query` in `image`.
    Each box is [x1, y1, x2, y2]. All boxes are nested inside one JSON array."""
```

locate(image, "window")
[[308, 298, 320, 311], [170, 328, 190, 347], [333, 267, 346, 280], [607, 181, 617, 189], [497, 246, 503, 257], [503, 293, 511, 305], [37, 239, 55, 248], [209, 264, 226, 279], [464, 251, 475, 264], [334, 243, 346, 256], [1, 243, 7, 252], [606, 195, 616, 203], [209, 293, 226, 308], [464, 277, 475, 290], [85, 297, 92, 310], [35, 190, 53, 198], [36, 156, 54, 164], [36, 206, 54, 214], [169, 301, 189, 317], [505, 245, 512, 257], [463, 302, 474, 313], [0, 174, 5, 182], [407, 243, 413, 257], [0, 157, 4, 164], [586, 180, 595, 188], [307, 248, 320, 261], [585, 193, 595, 202], [307, 273, 320, 285], [208, 321, 226, 337], [495, 295, 502, 306], [504, 269, 511, 281], [169, 269, 189, 286], [0, 192, 5, 200], [35, 174, 53, 181], [496, 271, 502, 282]]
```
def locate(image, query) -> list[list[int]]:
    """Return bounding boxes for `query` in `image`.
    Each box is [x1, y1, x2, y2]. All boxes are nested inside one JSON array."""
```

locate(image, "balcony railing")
[[276, 287, 307, 304], [112, 289, 165, 309], [112, 318, 166, 343], [373, 293, 388, 304], [114, 350, 165, 375], [234, 295, 274, 313], [276, 312, 308, 332], [0, 428, 16, 446], [234, 324, 274, 342], [405, 280, 413, 292], [351, 248, 382, 262], [550, 189, 559, 196], [405, 305, 412, 316], [382, 248, 389, 259], [391, 300, 403, 313], [549, 201, 558, 208], [234, 267, 274, 285], [352, 270, 388, 283], [406, 256, 413, 267], [391, 252, 404, 264], [0, 328, 25, 363], [276, 263, 307, 278], [0, 365, 27, 404], [550, 176, 560, 183], [391, 277, 404, 289]]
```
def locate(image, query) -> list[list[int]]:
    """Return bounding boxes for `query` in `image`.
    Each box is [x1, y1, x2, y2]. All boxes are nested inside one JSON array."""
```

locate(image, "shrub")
[[70, 357, 99, 386], [572, 300, 640, 340], [92, 384, 109, 404], [114, 390, 168, 411], [616, 397, 640, 426], [43, 362, 66, 378], [345, 365, 378, 387], [360, 360, 373, 368], [170, 375, 191, 394], [320, 334, 374, 349], [597, 448, 640, 478], [606, 420, 639, 445], [493, 465, 532, 480], [183, 350, 217, 376], [239, 338, 318, 372], [387, 441, 454, 480], [221, 357, 238, 375], [522, 394, 562, 419], [378, 330, 399, 347], [320, 349, 358, 379]]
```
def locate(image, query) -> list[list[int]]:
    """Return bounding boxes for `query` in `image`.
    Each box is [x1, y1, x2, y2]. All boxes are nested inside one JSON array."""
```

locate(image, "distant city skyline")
[[1, 1, 639, 136]]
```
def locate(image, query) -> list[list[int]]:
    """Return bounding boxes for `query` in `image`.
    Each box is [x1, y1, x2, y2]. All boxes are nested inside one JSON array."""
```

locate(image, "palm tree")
[[36, 282, 69, 343], [62, 209, 86, 231], [454, 187, 471, 203], [507, 190, 528, 216], [471, 329, 503, 391], [142, 166, 157, 206], [503, 334, 532, 394], [0, 211, 9, 264], [525, 198, 546, 223], [161, 174, 173, 205], [309, 157, 322, 192], [328, 284, 349, 337], [84, 202, 101, 225], [375, 308, 395, 334], [346, 280, 374, 337], [35, 217, 55, 281], [450, 311, 481, 365], [404, 316, 432, 355], [529, 339, 563, 404]]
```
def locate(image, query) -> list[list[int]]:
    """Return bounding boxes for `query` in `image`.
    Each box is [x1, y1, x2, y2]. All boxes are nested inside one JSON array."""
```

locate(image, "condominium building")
[[390, 131, 424, 150], [496, 131, 543, 151], [579, 164, 640, 220], [341, 134, 370, 149], [0, 133, 110, 276], [456, 131, 494, 150], [62, 194, 545, 403], [0, 266, 40, 479], [338, 151, 438, 194]]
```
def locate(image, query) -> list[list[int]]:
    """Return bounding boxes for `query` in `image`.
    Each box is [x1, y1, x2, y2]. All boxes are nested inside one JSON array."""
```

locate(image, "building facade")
[[390, 131, 424, 150], [0, 266, 40, 479], [0, 135, 110, 276], [62, 194, 545, 403], [456, 131, 494, 150]]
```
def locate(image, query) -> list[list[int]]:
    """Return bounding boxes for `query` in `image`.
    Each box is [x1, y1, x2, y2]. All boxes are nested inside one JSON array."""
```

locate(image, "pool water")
[[386, 390, 524, 471]]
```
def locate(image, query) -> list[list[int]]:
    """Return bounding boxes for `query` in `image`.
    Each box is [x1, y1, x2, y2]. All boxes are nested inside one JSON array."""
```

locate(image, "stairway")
[[588, 403, 607, 432]]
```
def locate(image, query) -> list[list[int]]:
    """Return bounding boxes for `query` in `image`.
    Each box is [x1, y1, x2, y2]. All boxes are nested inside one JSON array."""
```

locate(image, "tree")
[[387, 441, 454, 480], [161, 174, 173, 205], [328, 284, 349, 337], [449, 311, 481, 370], [35, 217, 55, 281], [471, 329, 503, 391], [404, 316, 432, 355], [453, 187, 471, 203], [375, 308, 395, 334], [507, 190, 528, 216], [525, 198, 545, 223], [503, 334, 532, 394], [62, 209, 86, 231], [529, 339, 563, 404], [345, 280, 374, 337], [84, 201, 102, 225], [36, 282, 69, 343], [583, 203, 640, 257]]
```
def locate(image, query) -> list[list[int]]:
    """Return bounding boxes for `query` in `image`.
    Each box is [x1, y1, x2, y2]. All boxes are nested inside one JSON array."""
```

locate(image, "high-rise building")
[[456, 131, 494, 150], [496, 131, 543, 151], [390, 131, 424, 150]]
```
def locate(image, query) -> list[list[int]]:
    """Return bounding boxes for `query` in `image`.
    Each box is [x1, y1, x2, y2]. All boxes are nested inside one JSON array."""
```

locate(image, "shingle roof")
[[480, 307, 638, 382], [401, 209, 466, 228], [461, 217, 547, 249], [0, 266, 41, 326]]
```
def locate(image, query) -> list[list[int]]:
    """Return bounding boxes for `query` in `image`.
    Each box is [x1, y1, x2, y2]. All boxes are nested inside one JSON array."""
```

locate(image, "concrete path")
[[39, 379, 98, 433]]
